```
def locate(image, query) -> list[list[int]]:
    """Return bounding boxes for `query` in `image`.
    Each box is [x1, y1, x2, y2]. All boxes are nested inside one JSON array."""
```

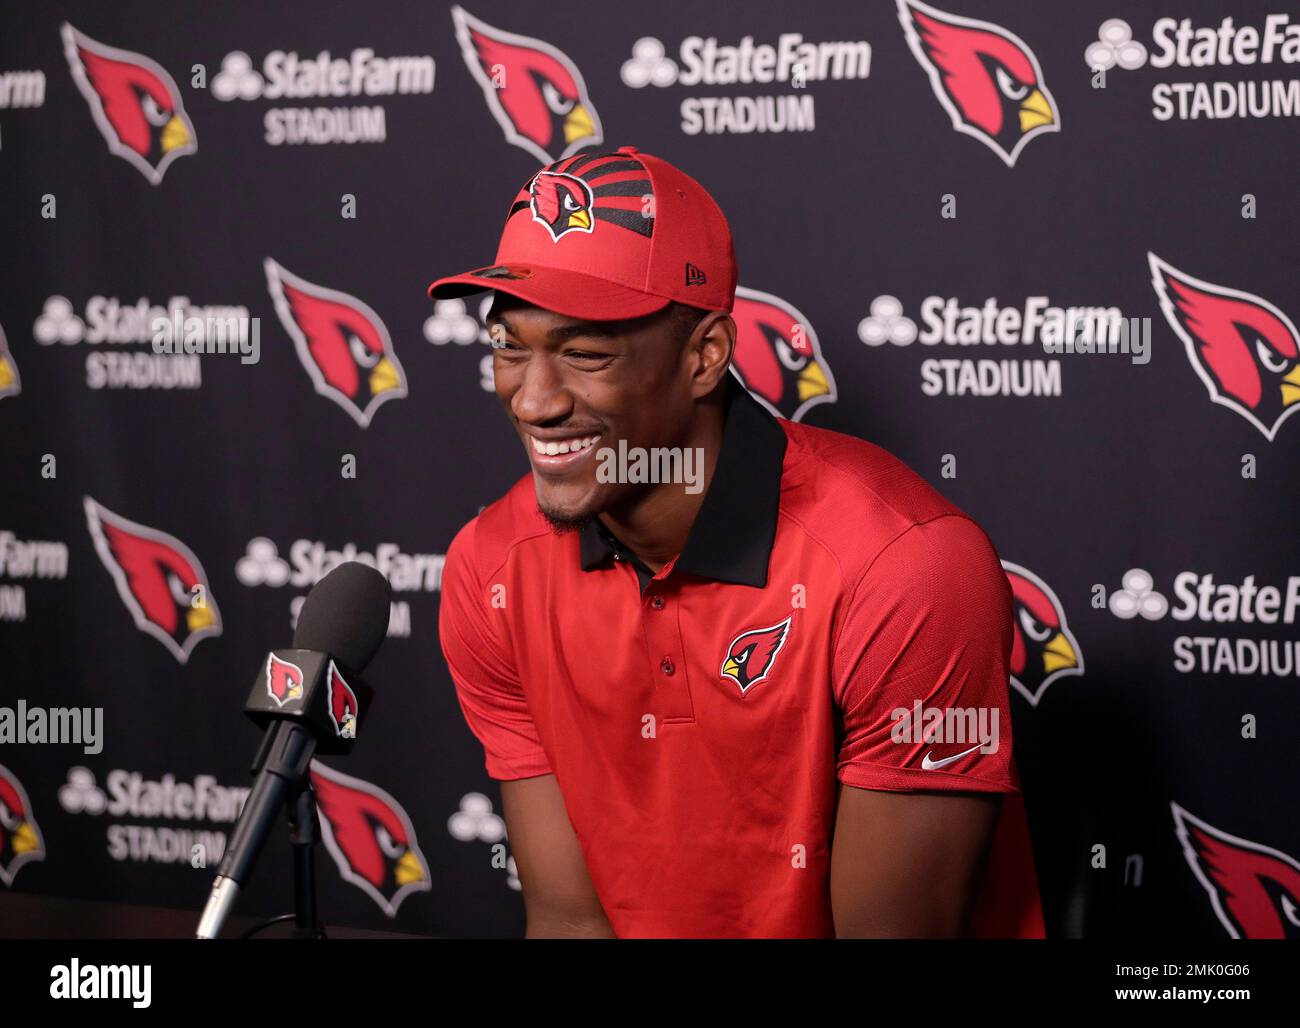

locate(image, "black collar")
[[578, 375, 787, 588]]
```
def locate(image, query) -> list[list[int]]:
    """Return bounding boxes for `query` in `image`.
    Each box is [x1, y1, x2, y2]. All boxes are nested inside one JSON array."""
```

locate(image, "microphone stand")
[[288, 778, 326, 939]]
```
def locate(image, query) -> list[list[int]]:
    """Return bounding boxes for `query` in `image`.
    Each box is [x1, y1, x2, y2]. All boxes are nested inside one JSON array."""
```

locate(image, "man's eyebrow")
[[486, 311, 620, 343], [546, 321, 620, 342]]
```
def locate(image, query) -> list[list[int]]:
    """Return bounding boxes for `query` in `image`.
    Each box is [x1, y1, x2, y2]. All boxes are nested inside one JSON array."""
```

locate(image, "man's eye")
[[566, 351, 611, 362]]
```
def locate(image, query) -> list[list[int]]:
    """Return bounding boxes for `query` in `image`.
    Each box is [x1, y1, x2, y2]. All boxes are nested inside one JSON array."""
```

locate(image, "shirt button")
[[651, 595, 665, 610], [660, 658, 675, 676], [612, 553, 623, 562]]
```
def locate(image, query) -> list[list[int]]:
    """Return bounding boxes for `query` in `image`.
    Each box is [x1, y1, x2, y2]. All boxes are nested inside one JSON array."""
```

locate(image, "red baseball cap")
[[428, 146, 737, 320]]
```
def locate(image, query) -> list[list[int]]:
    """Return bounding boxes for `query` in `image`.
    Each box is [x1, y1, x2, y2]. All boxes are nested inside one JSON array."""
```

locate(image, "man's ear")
[[688, 312, 736, 400]]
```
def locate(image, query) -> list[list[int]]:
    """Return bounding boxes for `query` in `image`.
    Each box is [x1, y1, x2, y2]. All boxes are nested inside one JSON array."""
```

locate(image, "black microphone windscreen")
[[291, 562, 392, 674]]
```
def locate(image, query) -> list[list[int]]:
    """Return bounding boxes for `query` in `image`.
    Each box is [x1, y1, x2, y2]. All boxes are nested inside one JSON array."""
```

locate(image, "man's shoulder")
[[445, 474, 550, 584], [777, 419, 999, 583]]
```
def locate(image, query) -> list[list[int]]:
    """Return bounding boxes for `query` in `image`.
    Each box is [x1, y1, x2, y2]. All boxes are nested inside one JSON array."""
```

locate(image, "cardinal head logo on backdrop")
[[62, 23, 196, 184]]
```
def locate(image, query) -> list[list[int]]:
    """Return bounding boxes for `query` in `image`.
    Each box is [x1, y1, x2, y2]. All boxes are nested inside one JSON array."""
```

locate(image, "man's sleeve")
[[439, 520, 554, 781], [832, 514, 1018, 794]]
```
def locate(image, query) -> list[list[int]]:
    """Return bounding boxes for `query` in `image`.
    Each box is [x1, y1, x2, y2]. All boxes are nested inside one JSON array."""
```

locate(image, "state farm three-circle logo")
[[1149, 254, 1300, 441], [264, 259, 408, 428], [84, 497, 222, 664], [451, 5, 601, 163], [898, 0, 1058, 167], [1001, 561, 1083, 707], [61, 23, 196, 185]]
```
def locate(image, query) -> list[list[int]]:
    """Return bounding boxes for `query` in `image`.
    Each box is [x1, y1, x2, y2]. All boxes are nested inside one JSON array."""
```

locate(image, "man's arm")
[[501, 774, 616, 938], [830, 785, 1001, 938]]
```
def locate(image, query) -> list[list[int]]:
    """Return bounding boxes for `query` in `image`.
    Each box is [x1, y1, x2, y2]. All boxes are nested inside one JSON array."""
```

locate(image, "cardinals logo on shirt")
[[0, 325, 20, 400], [1001, 561, 1082, 707], [720, 616, 793, 695], [265, 653, 305, 707], [1149, 254, 1300, 442], [327, 662, 359, 739], [311, 761, 430, 917], [1172, 803, 1300, 939], [0, 765, 44, 887], [265, 258, 408, 428], [451, 5, 602, 163], [61, 23, 196, 185], [730, 287, 836, 422], [84, 496, 222, 664], [897, 0, 1058, 167]]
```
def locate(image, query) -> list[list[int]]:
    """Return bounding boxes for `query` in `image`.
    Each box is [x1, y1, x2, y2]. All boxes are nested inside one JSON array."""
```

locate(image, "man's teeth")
[[531, 435, 600, 457]]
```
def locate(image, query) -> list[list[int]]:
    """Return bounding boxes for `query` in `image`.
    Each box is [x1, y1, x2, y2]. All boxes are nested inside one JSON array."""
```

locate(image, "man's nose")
[[510, 355, 573, 425]]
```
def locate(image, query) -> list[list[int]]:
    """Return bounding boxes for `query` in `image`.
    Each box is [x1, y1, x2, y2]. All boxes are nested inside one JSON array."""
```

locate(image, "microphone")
[[196, 562, 391, 939]]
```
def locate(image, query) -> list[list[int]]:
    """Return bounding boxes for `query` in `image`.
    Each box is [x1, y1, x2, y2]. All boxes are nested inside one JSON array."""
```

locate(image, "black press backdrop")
[[1, 0, 1297, 938]]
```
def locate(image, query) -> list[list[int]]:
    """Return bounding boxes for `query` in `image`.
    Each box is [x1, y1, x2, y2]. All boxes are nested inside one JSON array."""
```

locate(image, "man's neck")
[[597, 400, 726, 574]]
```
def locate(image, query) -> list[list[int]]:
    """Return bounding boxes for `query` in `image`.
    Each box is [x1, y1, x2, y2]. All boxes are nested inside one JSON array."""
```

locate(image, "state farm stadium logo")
[[424, 296, 497, 394], [58, 766, 247, 867], [0, 63, 46, 151], [0, 529, 70, 625], [1149, 254, 1300, 441], [1107, 567, 1300, 679], [898, 0, 1058, 166], [452, 6, 601, 162], [618, 27, 871, 136], [210, 44, 434, 145], [1084, 15, 1300, 122], [236, 536, 445, 638], [33, 293, 251, 390], [857, 292, 1136, 397], [265, 259, 407, 427], [61, 23, 196, 185]]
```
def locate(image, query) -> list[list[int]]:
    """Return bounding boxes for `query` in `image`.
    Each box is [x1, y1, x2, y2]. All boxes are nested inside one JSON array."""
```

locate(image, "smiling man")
[[431, 146, 1044, 939]]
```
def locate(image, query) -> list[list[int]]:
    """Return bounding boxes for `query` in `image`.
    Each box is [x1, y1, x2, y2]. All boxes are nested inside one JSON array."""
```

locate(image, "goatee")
[[537, 504, 587, 535]]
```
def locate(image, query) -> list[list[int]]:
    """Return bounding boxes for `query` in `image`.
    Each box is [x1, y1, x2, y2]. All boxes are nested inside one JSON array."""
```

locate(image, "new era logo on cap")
[[428, 146, 737, 321]]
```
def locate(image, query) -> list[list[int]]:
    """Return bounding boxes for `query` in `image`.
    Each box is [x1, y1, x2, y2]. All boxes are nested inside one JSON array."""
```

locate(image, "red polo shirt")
[[440, 378, 1045, 938]]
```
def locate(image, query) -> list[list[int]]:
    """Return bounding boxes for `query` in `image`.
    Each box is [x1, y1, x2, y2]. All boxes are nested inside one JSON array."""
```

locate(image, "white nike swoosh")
[[921, 743, 982, 770]]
